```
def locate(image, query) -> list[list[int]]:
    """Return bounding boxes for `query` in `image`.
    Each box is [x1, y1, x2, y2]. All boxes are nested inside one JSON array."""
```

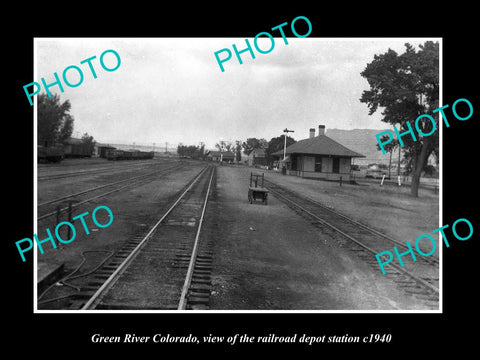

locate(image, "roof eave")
[[273, 151, 365, 158]]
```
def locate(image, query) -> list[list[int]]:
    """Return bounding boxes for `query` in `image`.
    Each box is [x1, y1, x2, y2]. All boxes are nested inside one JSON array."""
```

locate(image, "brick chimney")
[[318, 125, 325, 136], [309, 128, 315, 138]]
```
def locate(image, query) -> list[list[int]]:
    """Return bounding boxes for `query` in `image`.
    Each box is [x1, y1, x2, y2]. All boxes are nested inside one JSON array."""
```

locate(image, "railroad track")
[[38, 163, 183, 221], [61, 165, 216, 310], [37, 160, 162, 181], [38, 166, 120, 181], [264, 179, 439, 308]]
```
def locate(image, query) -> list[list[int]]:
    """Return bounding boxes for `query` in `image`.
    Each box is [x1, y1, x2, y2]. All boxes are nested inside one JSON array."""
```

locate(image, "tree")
[[241, 138, 268, 156], [177, 144, 204, 159], [199, 142, 206, 160], [265, 135, 296, 165], [234, 140, 242, 162], [360, 41, 439, 197], [215, 140, 235, 152], [38, 93, 74, 145], [215, 140, 234, 152], [376, 136, 400, 178], [81, 133, 96, 155]]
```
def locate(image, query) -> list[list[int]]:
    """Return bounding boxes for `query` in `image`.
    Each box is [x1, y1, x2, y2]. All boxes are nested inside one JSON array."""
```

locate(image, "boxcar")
[[106, 149, 154, 160], [38, 145, 64, 163], [64, 143, 92, 158]]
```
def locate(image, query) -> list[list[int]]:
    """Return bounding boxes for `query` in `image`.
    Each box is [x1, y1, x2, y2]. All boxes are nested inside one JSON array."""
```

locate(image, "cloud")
[[35, 37, 439, 148]]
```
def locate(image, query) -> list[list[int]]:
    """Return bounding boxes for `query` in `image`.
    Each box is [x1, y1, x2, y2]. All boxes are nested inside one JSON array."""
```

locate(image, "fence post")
[[56, 204, 61, 224], [66, 200, 73, 243]]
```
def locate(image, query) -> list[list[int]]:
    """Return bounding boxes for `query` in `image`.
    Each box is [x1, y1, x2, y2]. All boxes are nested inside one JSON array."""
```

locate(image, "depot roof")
[[63, 137, 83, 145], [272, 135, 365, 158], [250, 148, 266, 157], [206, 150, 235, 158]]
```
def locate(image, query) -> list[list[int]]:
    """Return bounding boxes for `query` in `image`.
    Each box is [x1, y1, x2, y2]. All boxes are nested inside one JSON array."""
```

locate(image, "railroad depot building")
[[248, 148, 267, 167], [273, 125, 365, 181], [206, 150, 235, 163]]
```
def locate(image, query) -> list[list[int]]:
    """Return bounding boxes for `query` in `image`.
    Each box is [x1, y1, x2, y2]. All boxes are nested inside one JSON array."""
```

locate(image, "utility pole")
[[388, 148, 392, 179], [397, 146, 401, 176], [283, 128, 294, 160]]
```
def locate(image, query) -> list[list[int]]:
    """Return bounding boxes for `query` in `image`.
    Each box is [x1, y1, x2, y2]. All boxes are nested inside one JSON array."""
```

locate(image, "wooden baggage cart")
[[248, 172, 268, 205]]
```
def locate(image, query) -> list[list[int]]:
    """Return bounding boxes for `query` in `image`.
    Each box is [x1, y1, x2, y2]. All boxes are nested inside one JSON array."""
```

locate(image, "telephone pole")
[[283, 128, 294, 160]]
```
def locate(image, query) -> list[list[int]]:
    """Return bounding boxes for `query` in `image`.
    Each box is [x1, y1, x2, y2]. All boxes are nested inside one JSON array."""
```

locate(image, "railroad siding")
[[36, 160, 206, 308], [263, 168, 439, 246], [206, 165, 430, 310]]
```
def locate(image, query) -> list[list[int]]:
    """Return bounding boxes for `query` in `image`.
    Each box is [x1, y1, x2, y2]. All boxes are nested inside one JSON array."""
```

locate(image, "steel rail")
[[38, 164, 180, 208], [37, 160, 161, 181], [178, 166, 215, 310], [80, 165, 211, 310], [38, 165, 182, 220], [306, 195, 438, 263], [266, 184, 439, 295], [38, 167, 118, 181], [265, 179, 439, 266]]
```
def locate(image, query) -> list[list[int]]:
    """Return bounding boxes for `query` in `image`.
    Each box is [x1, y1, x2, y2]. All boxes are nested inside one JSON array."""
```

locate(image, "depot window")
[[315, 156, 322, 172], [333, 158, 340, 173]]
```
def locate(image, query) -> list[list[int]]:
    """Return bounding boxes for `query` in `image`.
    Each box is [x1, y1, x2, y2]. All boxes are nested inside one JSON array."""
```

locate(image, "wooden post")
[[56, 205, 61, 224], [397, 146, 401, 176], [388, 148, 392, 179], [67, 200, 73, 242]]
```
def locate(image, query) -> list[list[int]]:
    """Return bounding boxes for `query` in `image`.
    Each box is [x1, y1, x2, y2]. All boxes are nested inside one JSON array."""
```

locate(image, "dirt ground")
[[36, 159, 206, 298], [36, 160, 439, 311], [203, 165, 438, 310], [264, 169, 440, 243]]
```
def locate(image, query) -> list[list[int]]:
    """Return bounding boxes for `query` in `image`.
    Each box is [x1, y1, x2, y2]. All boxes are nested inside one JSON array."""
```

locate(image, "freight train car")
[[38, 144, 64, 163], [63, 138, 93, 158], [106, 149, 154, 160]]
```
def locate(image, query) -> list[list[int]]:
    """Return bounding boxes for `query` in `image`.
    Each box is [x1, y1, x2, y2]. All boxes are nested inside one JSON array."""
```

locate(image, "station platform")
[[37, 261, 64, 294]]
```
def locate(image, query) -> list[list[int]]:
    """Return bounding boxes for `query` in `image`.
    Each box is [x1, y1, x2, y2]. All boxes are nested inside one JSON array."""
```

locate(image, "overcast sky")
[[35, 37, 438, 150]]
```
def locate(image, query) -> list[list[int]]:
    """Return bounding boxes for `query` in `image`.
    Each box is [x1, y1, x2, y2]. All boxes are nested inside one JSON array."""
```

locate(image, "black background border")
[[6, 4, 478, 354]]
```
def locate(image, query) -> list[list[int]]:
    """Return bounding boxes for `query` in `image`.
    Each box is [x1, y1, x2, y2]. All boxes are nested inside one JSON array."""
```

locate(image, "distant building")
[[272, 125, 365, 181], [206, 150, 236, 163], [247, 148, 267, 166]]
